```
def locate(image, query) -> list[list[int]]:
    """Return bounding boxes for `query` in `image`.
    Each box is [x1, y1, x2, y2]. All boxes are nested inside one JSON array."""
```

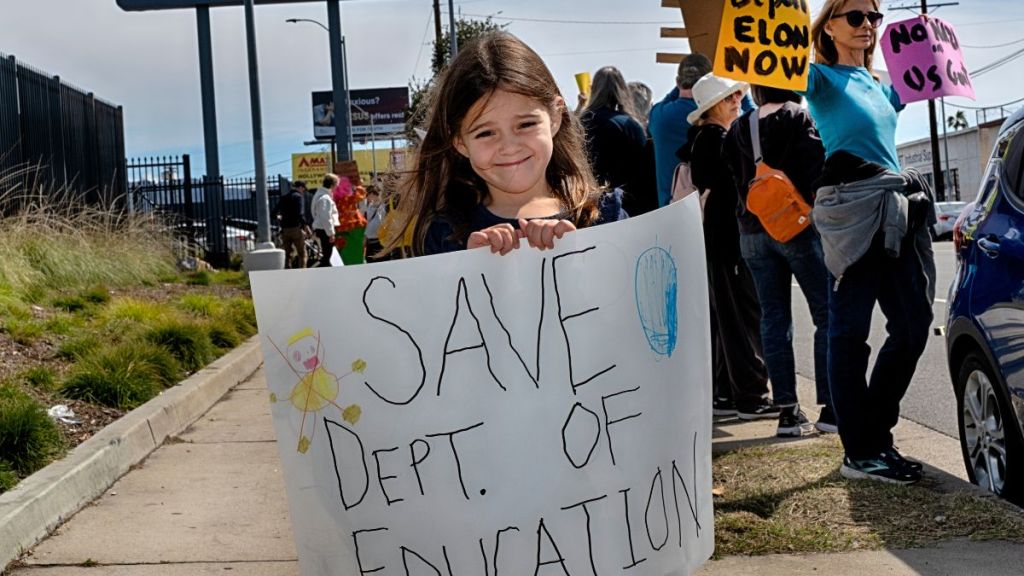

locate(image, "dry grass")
[[712, 437, 1024, 557], [0, 170, 178, 298]]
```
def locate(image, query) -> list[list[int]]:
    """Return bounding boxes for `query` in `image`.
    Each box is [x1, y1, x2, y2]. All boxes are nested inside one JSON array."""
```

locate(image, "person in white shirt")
[[311, 173, 341, 267]]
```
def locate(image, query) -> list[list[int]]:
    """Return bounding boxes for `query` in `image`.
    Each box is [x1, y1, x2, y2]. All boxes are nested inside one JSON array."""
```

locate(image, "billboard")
[[312, 87, 408, 140]]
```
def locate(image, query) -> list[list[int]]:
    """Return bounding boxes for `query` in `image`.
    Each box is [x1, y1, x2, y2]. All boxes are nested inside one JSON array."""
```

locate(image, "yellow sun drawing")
[[268, 327, 364, 454]]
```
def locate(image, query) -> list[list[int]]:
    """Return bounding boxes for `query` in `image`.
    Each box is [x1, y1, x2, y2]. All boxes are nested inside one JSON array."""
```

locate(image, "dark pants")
[[365, 238, 389, 263], [827, 230, 934, 459], [315, 229, 334, 267], [708, 254, 770, 409], [740, 230, 831, 407], [281, 226, 306, 269]]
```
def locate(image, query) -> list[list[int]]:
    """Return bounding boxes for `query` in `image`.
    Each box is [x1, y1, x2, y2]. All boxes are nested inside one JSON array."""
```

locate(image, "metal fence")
[[126, 154, 285, 265], [0, 52, 126, 212]]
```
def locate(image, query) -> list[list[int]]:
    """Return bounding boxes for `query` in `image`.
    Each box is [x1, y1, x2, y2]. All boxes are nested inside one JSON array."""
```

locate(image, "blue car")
[[946, 107, 1024, 506]]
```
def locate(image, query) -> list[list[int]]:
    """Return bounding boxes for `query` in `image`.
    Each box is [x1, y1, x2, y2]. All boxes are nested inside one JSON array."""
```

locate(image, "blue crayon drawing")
[[635, 246, 678, 357]]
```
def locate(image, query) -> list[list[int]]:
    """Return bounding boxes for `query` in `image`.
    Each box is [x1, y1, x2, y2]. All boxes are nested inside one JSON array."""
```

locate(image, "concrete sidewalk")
[[4, 370, 1022, 575]]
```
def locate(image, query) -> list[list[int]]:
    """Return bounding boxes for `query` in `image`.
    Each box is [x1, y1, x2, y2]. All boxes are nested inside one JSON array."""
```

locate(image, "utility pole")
[[921, 0, 945, 201], [433, 0, 442, 46], [448, 0, 458, 58], [892, 0, 959, 200]]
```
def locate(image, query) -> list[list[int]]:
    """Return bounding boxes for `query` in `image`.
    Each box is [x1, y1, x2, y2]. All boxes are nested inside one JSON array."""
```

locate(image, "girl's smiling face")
[[454, 89, 563, 205]]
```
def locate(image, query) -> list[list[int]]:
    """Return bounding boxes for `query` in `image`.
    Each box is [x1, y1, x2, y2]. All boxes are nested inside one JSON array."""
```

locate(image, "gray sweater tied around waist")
[[813, 169, 927, 281]]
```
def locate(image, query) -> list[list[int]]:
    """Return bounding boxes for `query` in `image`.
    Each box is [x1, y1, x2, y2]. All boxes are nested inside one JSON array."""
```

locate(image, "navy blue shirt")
[[423, 190, 628, 255]]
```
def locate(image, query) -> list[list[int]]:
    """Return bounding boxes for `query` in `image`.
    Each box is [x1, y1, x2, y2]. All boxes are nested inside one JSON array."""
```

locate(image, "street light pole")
[[242, 0, 270, 245], [353, 103, 377, 178], [327, 0, 352, 162], [287, 14, 352, 162]]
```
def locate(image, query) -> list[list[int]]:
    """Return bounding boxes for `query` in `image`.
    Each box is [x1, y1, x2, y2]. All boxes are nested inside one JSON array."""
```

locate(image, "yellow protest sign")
[[291, 152, 330, 185], [713, 0, 811, 91]]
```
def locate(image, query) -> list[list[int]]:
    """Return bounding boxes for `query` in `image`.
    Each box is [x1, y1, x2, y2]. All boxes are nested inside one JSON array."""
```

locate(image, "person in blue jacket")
[[649, 54, 712, 209]]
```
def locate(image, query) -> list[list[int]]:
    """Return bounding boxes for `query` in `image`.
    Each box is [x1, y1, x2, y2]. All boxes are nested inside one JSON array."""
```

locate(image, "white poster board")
[[250, 196, 714, 575]]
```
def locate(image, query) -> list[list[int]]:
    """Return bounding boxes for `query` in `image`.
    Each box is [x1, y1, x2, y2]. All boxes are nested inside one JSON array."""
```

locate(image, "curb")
[[0, 336, 264, 571]]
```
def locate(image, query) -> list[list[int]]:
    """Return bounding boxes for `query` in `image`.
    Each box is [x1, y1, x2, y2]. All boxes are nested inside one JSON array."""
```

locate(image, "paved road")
[[791, 240, 960, 438]]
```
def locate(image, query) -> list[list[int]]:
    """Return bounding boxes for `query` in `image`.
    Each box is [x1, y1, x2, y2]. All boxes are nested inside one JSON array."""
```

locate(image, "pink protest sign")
[[880, 16, 975, 104]]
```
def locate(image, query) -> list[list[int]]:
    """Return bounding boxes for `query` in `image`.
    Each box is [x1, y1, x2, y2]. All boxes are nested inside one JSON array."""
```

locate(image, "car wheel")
[[955, 351, 1024, 505]]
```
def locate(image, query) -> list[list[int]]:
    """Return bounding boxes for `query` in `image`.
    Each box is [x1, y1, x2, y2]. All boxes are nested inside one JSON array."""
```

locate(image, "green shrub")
[[0, 290, 30, 320], [0, 383, 64, 475], [156, 271, 181, 284], [21, 366, 57, 391], [185, 271, 212, 286], [177, 294, 222, 317], [101, 298, 167, 324], [0, 460, 18, 493], [52, 295, 87, 312], [224, 297, 258, 337], [57, 333, 101, 360], [206, 320, 241, 351], [44, 314, 82, 335], [81, 285, 111, 305], [135, 342, 184, 388], [61, 344, 174, 409], [145, 321, 215, 373], [2, 318, 45, 345], [212, 269, 249, 287]]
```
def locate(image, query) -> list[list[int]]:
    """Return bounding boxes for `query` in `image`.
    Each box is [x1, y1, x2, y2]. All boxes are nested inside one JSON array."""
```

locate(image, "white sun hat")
[[686, 73, 749, 125]]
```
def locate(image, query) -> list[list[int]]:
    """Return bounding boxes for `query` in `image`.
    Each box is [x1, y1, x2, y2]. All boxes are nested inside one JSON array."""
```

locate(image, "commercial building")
[[896, 110, 1016, 202]]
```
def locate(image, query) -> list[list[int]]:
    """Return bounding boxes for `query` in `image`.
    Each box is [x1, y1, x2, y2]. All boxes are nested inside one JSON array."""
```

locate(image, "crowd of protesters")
[[287, 2, 935, 485]]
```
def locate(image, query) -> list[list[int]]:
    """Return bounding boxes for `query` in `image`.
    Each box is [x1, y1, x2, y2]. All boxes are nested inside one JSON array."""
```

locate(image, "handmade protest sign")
[[881, 16, 975, 104], [714, 0, 811, 91], [250, 197, 714, 575]]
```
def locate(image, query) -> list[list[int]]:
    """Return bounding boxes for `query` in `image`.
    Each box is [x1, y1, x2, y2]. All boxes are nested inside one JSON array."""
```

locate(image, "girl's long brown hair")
[[811, 0, 881, 70], [386, 32, 599, 255]]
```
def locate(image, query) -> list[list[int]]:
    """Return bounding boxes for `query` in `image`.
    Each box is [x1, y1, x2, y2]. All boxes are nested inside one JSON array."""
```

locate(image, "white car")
[[175, 222, 255, 254], [933, 201, 968, 240]]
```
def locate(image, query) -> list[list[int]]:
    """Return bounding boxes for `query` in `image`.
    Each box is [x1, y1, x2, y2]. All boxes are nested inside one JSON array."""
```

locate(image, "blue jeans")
[[740, 230, 830, 407], [827, 230, 934, 459]]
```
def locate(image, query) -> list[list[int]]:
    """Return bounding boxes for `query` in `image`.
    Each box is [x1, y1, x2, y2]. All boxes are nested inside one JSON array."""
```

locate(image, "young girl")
[[386, 32, 625, 257]]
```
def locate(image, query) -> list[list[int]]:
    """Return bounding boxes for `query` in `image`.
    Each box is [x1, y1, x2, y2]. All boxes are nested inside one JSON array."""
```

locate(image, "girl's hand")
[[468, 223, 522, 255], [518, 218, 576, 250]]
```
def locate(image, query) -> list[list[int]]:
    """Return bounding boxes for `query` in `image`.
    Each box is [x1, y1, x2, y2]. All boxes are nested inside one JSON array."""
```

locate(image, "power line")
[[957, 18, 1024, 28], [411, 7, 435, 78], [544, 46, 665, 57], [449, 12, 678, 25], [945, 95, 1024, 110], [972, 45, 1024, 77], [962, 36, 1024, 49], [226, 157, 292, 179]]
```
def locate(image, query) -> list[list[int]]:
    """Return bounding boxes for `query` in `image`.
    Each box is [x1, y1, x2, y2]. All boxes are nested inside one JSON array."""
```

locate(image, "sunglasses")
[[830, 10, 884, 29]]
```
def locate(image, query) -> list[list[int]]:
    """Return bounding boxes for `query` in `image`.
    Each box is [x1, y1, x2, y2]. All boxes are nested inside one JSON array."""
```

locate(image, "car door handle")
[[977, 237, 1001, 258]]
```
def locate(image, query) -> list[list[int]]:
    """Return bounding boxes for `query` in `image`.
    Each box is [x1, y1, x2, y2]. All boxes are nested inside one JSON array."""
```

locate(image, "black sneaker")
[[840, 454, 922, 485], [737, 402, 781, 421], [713, 396, 737, 417], [777, 405, 813, 437], [881, 446, 924, 473], [815, 405, 839, 434]]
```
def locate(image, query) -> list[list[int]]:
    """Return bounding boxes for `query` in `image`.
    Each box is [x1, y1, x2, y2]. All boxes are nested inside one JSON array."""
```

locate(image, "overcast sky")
[[2, 0, 1022, 178]]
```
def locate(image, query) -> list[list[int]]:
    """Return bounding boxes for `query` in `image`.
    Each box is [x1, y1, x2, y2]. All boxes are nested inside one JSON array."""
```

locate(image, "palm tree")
[[947, 110, 969, 131]]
